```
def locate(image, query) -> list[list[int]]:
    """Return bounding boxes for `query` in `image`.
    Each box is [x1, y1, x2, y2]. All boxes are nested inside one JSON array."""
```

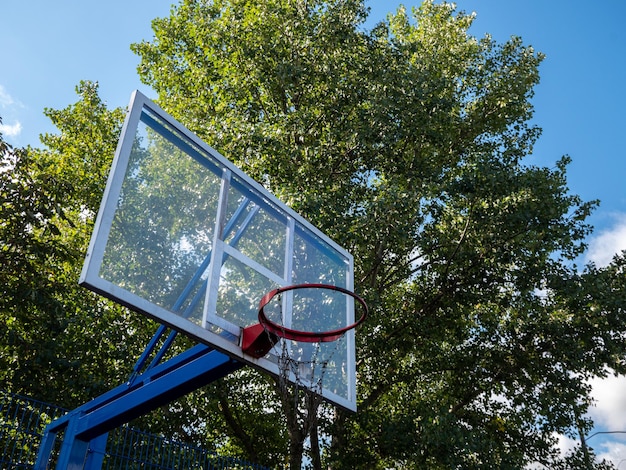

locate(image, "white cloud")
[[585, 215, 626, 267], [582, 221, 626, 468], [0, 120, 22, 137], [0, 84, 24, 139], [594, 441, 626, 469], [588, 375, 626, 431], [557, 432, 578, 455], [580, 375, 626, 468], [0, 84, 16, 108], [529, 429, 626, 469]]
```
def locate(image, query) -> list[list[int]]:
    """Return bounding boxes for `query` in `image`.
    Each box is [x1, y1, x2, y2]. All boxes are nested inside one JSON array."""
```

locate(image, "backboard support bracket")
[[34, 341, 242, 469], [241, 323, 279, 358]]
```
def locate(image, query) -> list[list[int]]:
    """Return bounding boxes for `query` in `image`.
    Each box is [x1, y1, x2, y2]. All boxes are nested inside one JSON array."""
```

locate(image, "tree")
[[131, 0, 626, 468], [2, 0, 624, 468], [0, 83, 147, 406]]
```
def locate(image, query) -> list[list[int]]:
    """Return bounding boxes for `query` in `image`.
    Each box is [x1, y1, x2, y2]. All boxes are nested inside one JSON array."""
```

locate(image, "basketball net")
[[271, 329, 345, 452]]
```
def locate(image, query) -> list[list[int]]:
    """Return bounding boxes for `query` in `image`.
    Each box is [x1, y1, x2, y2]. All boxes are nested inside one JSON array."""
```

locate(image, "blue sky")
[[2, 0, 625, 466]]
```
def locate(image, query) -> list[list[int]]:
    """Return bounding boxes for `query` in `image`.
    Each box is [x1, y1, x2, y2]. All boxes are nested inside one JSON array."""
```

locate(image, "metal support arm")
[[35, 344, 242, 469]]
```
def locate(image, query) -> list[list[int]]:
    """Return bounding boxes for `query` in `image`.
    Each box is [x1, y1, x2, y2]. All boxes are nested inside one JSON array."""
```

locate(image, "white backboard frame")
[[79, 91, 357, 411]]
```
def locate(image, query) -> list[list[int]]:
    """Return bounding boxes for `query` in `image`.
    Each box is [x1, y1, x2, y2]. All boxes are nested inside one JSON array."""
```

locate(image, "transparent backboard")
[[80, 91, 357, 411]]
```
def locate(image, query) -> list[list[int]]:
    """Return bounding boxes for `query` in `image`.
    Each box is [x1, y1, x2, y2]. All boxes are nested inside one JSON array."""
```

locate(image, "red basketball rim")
[[257, 283, 368, 343]]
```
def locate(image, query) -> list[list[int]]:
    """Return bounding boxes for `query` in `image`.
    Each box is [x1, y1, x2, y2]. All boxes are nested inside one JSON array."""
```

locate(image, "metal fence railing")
[[1, 390, 268, 469], [1, 390, 66, 469]]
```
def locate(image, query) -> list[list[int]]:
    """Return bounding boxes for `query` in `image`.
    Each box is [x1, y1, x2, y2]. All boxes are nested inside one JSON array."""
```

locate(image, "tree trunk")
[[310, 419, 322, 470], [289, 438, 305, 470]]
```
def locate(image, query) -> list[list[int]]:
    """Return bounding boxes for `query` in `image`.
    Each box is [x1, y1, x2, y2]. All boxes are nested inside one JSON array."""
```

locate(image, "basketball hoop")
[[241, 283, 368, 359], [242, 282, 367, 437], [241, 281, 367, 447]]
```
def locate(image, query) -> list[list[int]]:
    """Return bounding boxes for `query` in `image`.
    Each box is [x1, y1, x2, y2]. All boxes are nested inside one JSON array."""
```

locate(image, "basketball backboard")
[[80, 91, 358, 411]]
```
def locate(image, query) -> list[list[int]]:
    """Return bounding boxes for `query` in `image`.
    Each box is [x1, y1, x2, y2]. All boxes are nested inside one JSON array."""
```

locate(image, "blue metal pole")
[[37, 345, 243, 469], [54, 414, 89, 470], [83, 433, 108, 469], [75, 348, 240, 441]]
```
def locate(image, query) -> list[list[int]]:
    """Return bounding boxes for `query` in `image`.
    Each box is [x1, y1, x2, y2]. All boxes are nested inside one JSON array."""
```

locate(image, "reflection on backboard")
[[79, 91, 357, 411]]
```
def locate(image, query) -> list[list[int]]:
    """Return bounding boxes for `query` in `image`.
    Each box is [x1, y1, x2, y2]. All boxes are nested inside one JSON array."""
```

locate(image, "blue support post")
[[55, 414, 89, 470], [35, 345, 243, 469], [34, 426, 59, 468], [83, 433, 108, 469]]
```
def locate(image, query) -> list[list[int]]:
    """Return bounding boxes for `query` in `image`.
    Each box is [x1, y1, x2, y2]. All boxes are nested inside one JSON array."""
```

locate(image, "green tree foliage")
[[131, 0, 626, 468], [0, 82, 149, 407]]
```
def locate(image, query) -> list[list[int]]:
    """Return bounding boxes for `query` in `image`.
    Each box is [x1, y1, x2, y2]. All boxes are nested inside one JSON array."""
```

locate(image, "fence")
[[1, 390, 268, 469]]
